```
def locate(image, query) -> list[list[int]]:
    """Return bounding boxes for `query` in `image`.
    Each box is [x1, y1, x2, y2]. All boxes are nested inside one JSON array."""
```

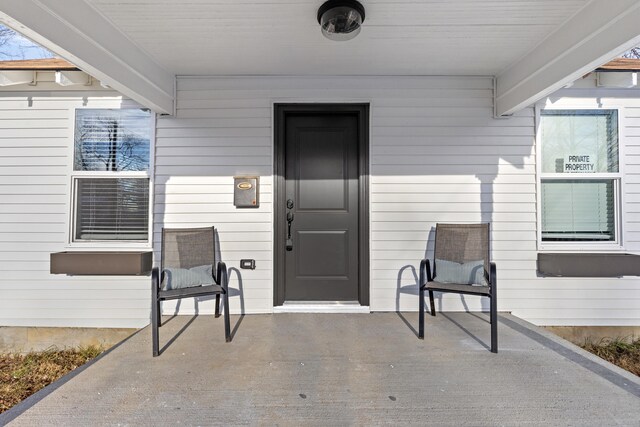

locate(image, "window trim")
[[535, 104, 625, 252], [66, 106, 155, 250]]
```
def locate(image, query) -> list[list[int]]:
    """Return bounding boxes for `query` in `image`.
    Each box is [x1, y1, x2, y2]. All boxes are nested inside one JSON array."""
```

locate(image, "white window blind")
[[541, 180, 615, 241], [75, 178, 149, 241]]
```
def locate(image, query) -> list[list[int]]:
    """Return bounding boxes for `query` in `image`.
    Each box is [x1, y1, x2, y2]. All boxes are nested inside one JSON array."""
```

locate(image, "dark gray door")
[[284, 113, 359, 301]]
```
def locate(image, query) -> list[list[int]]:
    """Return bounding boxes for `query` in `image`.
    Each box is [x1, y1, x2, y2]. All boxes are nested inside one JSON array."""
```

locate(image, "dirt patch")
[[0, 346, 103, 414], [581, 338, 640, 377]]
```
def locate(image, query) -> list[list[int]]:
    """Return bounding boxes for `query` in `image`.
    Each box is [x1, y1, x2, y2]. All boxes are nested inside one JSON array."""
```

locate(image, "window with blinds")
[[540, 109, 619, 244], [541, 180, 615, 241], [74, 178, 149, 241], [72, 108, 151, 243]]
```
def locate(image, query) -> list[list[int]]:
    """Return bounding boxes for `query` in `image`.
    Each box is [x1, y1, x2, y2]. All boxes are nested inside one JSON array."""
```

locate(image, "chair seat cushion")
[[161, 265, 213, 290], [425, 281, 490, 295], [434, 258, 487, 286], [159, 284, 223, 300]]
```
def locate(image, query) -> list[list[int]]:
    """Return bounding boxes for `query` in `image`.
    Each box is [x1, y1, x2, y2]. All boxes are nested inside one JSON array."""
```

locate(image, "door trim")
[[273, 103, 370, 306]]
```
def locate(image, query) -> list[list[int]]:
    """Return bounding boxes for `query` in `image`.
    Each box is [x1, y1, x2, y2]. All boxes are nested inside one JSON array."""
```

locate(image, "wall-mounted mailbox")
[[234, 176, 259, 208], [240, 259, 256, 270]]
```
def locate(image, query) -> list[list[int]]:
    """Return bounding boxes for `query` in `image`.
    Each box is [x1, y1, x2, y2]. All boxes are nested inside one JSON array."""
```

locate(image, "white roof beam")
[[0, 0, 175, 114], [495, 0, 640, 117], [55, 71, 91, 86], [0, 70, 34, 86]]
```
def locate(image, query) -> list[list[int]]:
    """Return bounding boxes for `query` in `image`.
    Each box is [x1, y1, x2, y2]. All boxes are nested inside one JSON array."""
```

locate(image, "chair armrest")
[[489, 262, 497, 289], [152, 267, 160, 290], [216, 261, 228, 291], [419, 258, 433, 289]]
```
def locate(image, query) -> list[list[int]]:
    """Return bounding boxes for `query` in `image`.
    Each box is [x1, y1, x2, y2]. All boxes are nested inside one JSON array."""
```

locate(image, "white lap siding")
[[528, 85, 640, 326], [0, 77, 640, 327], [160, 76, 539, 318], [0, 92, 150, 328], [5, 76, 634, 328]]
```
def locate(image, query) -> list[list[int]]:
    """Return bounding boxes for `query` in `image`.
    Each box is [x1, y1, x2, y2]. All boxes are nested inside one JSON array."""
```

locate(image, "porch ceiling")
[[2, 0, 640, 115], [87, 0, 590, 76]]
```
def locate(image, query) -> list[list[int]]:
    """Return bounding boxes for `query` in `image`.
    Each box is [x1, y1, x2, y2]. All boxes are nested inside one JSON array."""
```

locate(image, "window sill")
[[537, 252, 640, 277], [50, 251, 153, 276], [538, 241, 625, 253], [65, 241, 152, 251]]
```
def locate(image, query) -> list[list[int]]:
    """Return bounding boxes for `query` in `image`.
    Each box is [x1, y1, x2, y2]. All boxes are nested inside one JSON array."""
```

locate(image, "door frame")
[[273, 103, 370, 306]]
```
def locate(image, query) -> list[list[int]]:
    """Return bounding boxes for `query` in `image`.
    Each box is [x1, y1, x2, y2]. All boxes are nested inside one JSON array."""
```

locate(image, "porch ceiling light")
[[317, 0, 365, 41]]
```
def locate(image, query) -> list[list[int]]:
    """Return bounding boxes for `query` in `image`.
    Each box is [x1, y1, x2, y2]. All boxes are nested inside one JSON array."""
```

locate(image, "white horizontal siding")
[[531, 88, 640, 326], [158, 76, 538, 318], [155, 79, 275, 315], [0, 93, 151, 328], [159, 75, 640, 327], [4, 76, 638, 329]]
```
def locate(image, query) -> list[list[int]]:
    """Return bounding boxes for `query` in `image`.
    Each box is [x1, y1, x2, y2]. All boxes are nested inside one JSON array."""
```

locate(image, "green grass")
[[0, 345, 103, 414], [580, 338, 640, 376]]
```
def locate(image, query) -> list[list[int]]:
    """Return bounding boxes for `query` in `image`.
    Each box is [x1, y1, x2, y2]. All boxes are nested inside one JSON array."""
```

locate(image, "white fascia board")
[[0, 0, 175, 114], [495, 0, 640, 117]]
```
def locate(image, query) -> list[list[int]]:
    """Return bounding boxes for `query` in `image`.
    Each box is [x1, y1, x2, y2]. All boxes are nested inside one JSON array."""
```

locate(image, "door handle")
[[286, 209, 294, 251]]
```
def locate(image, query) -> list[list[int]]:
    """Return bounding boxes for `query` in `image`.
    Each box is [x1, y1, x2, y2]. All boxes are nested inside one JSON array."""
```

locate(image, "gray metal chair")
[[418, 223, 498, 353], [151, 227, 230, 357]]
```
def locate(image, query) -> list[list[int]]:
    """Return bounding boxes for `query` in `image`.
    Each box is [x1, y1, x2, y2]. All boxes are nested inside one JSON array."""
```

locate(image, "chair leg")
[[156, 299, 162, 328], [489, 295, 498, 353], [215, 294, 221, 318], [429, 290, 436, 316], [216, 261, 232, 342], [151, 302, 159, 357], [151, 268, 160, 357], [490, 262, 498, 353], [223, 291, 231, 342], [419, 286, 425, 339], [490, 292, 498, 354]]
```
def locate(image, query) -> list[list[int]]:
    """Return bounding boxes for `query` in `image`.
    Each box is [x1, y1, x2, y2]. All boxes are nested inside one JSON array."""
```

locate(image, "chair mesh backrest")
[[434, 223, 490, 273], [161, 227, 216, 271]]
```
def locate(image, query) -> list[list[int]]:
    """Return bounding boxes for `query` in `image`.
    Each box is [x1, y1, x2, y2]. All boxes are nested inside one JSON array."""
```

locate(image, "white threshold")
[[273, 301, 370, 314]]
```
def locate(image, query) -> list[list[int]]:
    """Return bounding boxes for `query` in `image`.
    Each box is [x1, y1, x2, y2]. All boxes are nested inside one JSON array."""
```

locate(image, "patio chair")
[[418, 223, 498, 353], [151, 227, 231, 357]]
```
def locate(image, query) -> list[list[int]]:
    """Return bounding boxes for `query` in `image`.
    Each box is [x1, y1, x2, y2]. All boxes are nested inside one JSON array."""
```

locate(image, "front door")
[[275, 105, 367, 303]]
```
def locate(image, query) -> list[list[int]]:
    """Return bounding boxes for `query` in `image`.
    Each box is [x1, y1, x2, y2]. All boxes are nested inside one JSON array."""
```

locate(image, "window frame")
[[67, 106, 155, 249], [535, 104, 625, 252]]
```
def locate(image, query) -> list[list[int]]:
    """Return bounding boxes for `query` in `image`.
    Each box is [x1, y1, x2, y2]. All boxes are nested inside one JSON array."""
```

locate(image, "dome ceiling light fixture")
[[317, 0, 366, 41]]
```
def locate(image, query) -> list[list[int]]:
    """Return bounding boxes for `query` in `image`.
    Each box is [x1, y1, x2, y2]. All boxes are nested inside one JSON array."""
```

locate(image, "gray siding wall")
[[0, 91, 151, 328]]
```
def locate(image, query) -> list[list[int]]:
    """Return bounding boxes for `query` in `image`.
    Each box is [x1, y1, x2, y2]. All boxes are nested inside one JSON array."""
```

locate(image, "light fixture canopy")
[[317, 0, 366, 41]]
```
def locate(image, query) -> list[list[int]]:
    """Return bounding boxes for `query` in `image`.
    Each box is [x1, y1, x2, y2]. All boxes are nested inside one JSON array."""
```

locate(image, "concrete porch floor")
[[2, 313, 639, 426]]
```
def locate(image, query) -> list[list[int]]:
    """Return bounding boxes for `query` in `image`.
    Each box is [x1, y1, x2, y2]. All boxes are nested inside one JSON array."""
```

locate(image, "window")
[[539, 109, 620, 245], [72, 108, 152, 243]]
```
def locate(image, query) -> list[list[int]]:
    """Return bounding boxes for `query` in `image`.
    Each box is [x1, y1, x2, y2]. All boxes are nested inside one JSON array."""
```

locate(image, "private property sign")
[[565, 155, 595, 172]]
